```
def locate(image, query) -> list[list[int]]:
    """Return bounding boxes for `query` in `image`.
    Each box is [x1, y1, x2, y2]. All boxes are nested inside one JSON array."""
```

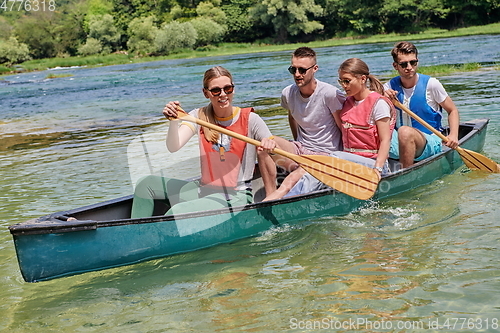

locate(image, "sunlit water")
[[1, 35, 500, 332]]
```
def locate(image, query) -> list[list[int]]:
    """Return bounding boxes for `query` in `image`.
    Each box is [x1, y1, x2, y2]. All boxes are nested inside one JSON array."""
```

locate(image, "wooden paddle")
[[392, 99, 500, 173], [172, 108, 380, 200]]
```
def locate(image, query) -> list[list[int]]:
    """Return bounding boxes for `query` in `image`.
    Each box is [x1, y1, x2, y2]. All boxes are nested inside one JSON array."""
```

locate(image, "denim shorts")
[[389, 129, 442, 161]]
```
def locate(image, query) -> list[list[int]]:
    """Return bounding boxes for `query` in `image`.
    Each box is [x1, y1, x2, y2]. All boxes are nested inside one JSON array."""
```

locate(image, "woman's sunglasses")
[[398, 60, 418, 68], [288, 64, 316, 75], [337, 78, 352, 86], [207, 85, 234, 96]]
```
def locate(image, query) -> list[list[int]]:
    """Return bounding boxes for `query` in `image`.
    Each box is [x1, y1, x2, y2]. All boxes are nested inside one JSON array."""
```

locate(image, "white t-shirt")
[[383, 74, 448, 127], [281, 79, 345, 153], [352, 96, 392, 125]]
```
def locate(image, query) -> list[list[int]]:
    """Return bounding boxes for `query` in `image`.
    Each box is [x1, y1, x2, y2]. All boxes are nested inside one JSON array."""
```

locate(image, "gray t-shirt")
[[281, 79, 345, 153]]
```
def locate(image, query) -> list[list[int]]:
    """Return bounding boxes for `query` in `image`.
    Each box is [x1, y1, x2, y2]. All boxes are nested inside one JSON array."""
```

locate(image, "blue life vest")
[[389, 74, 443, 134]]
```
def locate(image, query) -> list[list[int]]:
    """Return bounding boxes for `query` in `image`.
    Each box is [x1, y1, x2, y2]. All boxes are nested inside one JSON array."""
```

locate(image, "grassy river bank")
[[1, 22, 500, 77]]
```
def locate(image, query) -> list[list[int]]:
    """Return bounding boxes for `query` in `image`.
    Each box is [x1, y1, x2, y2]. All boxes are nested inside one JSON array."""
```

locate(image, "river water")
[[1, 35, 500, 332]]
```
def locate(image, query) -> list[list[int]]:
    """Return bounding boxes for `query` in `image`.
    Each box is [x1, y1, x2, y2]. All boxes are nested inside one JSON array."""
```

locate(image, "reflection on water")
[[1, 35, 500, 331]]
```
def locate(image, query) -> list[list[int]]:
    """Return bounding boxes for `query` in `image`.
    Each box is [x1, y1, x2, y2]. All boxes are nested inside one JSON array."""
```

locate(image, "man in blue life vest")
[[384, 41, 460, 168]]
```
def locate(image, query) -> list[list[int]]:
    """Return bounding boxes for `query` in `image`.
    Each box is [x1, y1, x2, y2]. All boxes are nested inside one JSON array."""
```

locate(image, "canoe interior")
[[11, 119, 487, 226]]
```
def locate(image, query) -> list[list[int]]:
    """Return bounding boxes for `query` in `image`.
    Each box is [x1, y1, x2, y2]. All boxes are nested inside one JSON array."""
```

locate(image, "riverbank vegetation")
[[1, 0, 499, 72], [418, 63, 483, 76], [1, 23, 499, 76]]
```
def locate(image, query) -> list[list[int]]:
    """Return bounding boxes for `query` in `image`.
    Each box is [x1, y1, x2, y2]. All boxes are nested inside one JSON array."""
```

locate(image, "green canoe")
[[9, 119, 490, 282]]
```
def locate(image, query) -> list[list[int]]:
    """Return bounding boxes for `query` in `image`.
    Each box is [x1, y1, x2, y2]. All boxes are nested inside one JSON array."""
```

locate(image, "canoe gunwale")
[[8, 118, 490, 237], [8, 187, 338, 236], [381, 118, 489, 178]]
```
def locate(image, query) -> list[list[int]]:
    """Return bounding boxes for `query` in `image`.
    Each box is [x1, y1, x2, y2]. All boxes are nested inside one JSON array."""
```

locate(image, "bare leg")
[[272, 136, 300, 171], [264, 168, 306, 201], [258, 137, 299, 196], [398, 126, 427, 168], [257, 150, 277, 196]]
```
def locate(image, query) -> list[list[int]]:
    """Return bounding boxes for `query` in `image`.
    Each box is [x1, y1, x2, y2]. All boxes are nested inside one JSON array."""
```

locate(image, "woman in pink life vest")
[[284, 58, 396, 199], [333, 58, 396, 177], [131, 66, 276, 218]]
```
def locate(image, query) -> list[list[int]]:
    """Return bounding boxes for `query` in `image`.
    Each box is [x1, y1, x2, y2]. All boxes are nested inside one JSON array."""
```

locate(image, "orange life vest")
[[199, 107, 252, 189], [339, 92, 395, 158]]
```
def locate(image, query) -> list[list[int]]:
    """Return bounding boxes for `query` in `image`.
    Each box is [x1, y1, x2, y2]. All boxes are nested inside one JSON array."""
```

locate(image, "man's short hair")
[[293, 47, 316, 60], [391, 41, 418, 62]]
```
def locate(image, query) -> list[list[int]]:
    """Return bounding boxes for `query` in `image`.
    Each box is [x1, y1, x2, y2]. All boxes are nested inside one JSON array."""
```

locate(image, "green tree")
[[87, 14, 121, 53], [221, 0, 269, 43], [111, 0, 172, 34], [170, 5, 185, 20], [0, 37, 31, 65], [167, 4, 197, 22], [249, 0, 324, 43], [0, 16, 14, 40], [15, 11, 60, 59], [84, 0, 113, 31], [196, 1, 226, 24], [126, 16, 158, 56], [85, 0, 113, 19], [381, 0, 449, 33], [10, 2, 87, 58], [87, 0, 113, 15], [155, 21, 197, 54], [321, 0, 384, 36], [78, 37, 103, 55], [190, 17, 226, 47], [56, 0, 88, 56], [441, 0, 500, 27]]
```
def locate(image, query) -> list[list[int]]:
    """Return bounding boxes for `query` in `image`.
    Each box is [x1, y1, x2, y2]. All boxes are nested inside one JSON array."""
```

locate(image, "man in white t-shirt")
[[259, 47, 345, 199], [384, 41, 460, 168]]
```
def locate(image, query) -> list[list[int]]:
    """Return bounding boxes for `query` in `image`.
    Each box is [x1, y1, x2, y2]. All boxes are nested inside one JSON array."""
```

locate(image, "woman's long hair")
[[198, 66, 234, 143], [338, 58, 384, 95]]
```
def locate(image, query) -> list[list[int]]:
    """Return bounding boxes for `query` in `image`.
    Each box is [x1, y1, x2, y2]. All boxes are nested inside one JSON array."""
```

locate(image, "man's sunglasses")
[[207, 85, 234, 96], [398, 60, 418, 68], [288, 64, 316, 75]]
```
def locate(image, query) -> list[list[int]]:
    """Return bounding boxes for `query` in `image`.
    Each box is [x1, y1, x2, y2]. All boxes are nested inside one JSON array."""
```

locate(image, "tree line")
[[1, 0, 499, 66]]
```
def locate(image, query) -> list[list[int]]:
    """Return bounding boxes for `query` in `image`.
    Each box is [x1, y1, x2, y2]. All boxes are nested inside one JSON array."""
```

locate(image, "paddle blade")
[[295, 155, 380, 200], [457, 147, 500, 173]]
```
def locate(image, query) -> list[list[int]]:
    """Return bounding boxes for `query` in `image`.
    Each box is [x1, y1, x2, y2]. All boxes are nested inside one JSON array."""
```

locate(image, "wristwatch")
[[374, 166, 383, 173]]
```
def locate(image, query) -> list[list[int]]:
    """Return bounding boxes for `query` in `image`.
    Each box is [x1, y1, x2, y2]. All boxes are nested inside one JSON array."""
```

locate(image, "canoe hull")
[[9, 119, 490, 282], [12, 189, 362, 282]]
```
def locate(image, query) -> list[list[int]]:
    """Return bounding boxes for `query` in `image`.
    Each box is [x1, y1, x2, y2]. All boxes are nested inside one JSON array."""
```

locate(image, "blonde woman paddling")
[[131, 66, 276, 218]]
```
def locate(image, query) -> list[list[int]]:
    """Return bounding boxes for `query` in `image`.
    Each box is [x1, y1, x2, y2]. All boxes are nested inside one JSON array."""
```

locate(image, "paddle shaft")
[[173, 108, 380, 200], [392, 99, 450, 142], [176, 111, 298, 161], [392, 98, 500, 172]]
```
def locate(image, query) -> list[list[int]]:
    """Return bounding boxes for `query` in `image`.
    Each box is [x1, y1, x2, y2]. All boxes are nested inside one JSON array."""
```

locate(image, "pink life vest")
[[339, 92, 395, 158], [199, 107, 252, 189]]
